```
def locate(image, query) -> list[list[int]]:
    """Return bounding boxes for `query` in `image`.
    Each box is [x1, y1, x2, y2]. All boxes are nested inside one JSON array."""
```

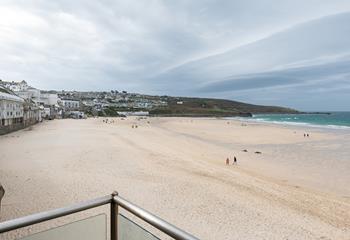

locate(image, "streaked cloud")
[[0, 1, 350, 110]]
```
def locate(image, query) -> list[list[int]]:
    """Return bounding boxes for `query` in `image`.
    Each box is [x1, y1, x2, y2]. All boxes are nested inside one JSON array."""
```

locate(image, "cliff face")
[[149, 97, 298, 117]]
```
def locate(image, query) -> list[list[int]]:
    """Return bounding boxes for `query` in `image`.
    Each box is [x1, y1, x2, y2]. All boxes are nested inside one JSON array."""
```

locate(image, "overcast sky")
[[1, 0, 350, 111]]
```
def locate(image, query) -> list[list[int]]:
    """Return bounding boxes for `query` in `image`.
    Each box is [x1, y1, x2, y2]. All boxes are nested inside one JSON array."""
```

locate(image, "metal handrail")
[[114, 195, 200, 240], [0, 192, 201, 240], [0, 195, 112, 233]]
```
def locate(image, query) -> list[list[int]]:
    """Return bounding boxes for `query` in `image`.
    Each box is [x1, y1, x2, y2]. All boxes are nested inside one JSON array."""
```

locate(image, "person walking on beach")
[[234, 156, 237, 165], [226, 158, 229, 165]]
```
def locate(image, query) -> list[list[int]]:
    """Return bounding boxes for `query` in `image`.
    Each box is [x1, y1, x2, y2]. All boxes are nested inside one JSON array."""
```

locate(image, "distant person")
[[307, 133, 309, 137], [234, 156, 237, 164], [304, 133, 306, 137], [226, 158, 229, 165]]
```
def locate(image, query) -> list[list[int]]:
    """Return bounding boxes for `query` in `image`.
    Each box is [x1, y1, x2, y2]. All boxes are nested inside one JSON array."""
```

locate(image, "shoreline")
[[224, 116, 350, 131]]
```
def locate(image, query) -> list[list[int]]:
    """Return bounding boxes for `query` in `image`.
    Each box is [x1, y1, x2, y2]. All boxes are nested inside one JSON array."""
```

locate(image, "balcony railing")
[[0, 192, 200, 240]]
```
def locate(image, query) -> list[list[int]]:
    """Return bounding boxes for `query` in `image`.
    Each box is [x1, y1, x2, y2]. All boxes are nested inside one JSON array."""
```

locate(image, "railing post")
[[111, 191, 118, 240]]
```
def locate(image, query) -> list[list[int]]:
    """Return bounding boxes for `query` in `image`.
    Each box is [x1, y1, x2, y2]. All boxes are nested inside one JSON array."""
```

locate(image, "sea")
[[234, 112, 350, 130]]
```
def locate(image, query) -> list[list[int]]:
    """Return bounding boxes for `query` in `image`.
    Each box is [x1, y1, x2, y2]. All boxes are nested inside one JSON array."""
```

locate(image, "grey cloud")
[[153, 11, 350, 82], [143, 11, 350, 110], [224, 79, 350, 112], [198, 58, 350, 93], [1, 1, 350, 110]]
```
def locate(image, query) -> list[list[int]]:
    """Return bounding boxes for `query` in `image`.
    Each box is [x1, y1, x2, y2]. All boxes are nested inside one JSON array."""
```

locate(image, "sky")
[[0, 0, 350, 111]]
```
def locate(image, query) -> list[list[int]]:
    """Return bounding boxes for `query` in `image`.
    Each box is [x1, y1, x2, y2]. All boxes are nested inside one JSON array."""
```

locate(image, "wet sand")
[[0, 117, 349, 239]]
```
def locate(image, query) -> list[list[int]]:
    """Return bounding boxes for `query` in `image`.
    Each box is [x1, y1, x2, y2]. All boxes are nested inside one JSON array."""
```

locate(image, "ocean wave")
[[225, 117, 350, 130]]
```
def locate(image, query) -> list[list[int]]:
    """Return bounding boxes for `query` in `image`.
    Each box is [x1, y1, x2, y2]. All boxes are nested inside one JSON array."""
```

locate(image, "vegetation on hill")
[[149, 97, 298, 117]]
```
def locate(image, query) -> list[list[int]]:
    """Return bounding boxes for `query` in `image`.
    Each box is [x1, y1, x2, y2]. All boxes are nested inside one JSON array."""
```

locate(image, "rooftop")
[[0, 86, 25, 102]]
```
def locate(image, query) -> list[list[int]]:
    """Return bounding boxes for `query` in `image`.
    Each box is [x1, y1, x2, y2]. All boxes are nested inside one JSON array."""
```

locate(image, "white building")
[[23, 102, 41, 125], [0, 80, 29, 92], [0, 86, 24, 128], [69, 111, 86, 119], [16, 87, 41, 101], [1, 86, 42, 134], [61, 99, 80, 110], [10, 82, 58, 107], [42, 107, 51, 119], [39, 93, 59, 106], [117, 111, 149, 116]]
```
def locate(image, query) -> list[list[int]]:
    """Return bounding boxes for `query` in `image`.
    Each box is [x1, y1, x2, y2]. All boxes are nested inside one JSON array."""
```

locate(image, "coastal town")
[[1, 80, 299, 135], [0, 80, 168, 135]]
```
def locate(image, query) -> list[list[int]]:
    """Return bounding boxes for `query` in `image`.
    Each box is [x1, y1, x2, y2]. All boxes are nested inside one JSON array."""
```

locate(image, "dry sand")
[[0, 117, 349, 239]]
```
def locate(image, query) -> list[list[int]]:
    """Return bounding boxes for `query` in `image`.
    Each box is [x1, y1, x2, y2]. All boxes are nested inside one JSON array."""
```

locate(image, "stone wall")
[[0, 120, 38, 135]]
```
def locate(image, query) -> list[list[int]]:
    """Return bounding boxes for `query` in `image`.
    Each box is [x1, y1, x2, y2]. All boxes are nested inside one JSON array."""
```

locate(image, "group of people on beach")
[[304, 133, 310, 137], [226, 157, 237, 165], [103, 119, 115, 124]]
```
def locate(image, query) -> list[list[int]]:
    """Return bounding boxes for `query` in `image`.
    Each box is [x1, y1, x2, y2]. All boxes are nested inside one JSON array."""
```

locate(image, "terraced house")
[[0, 86, 24, 133], [0, 86, 41, 135]]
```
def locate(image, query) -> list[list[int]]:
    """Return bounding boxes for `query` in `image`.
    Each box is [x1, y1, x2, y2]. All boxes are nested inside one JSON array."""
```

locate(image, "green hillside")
[[149, 97, 298, 117]]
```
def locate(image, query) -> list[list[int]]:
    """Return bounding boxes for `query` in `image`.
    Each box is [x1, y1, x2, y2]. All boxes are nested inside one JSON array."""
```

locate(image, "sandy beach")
[[0, 117, 349, 239]]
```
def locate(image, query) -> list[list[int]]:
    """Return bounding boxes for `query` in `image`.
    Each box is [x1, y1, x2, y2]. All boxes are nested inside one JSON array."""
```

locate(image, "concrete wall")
[[0, 121, 25, 135]]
